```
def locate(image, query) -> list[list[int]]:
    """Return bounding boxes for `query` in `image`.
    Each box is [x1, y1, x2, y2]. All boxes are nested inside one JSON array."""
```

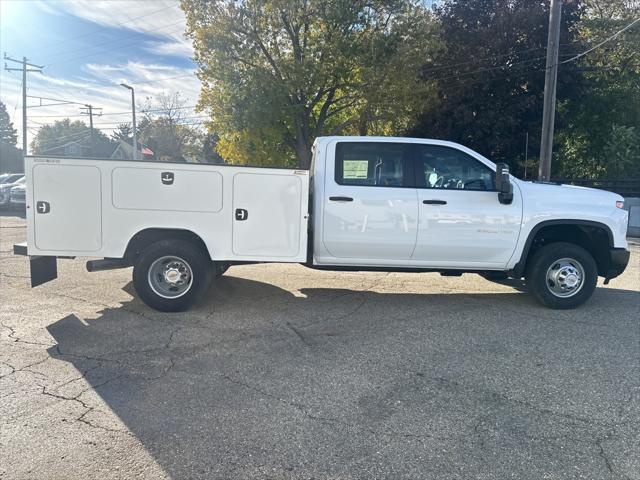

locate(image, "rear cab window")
[[335, 142, 412, 188]]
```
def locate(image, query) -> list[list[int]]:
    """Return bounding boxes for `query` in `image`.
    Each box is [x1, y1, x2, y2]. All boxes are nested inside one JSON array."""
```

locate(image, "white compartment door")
[[33, 164, 102, 252], [232, 172, 307, 260]]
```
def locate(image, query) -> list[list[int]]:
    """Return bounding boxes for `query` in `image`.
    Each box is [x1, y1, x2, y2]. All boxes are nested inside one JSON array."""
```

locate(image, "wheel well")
[[124, 228, 211, 263], [523, 223, 611, 276]]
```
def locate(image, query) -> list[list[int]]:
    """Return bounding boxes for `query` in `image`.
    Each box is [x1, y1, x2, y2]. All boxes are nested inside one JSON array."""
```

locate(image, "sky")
[[0, 0, 201, 151]]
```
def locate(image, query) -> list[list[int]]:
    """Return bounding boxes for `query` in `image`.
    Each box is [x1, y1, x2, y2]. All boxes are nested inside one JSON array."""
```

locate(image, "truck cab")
[[312, 137, 522, 269]]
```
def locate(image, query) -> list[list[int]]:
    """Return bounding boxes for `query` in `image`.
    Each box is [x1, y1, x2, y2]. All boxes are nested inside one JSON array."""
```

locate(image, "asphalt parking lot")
[[1, 212, 639, 480]]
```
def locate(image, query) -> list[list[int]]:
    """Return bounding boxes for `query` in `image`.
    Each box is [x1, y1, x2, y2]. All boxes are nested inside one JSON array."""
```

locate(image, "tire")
[[526, 242, 597, 309], [213, 262, 230, 278], [132, 239, 213, 312]]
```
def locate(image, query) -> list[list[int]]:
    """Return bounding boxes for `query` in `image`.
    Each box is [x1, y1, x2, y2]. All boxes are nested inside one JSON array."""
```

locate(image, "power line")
[[559, 17, 640, 65], [91, 115, 208, 126], [39, 134, 93, 153], [45, 20, 187, 65], [130, 73, 197, 85], [426, 51, 583, 85], [420, 46, 548, 76], [428, 55, 547, 83], [32, 129, 96, 147], [39, 3, 182, 54], [25, 94, 85, 108], [29, 104, 199, 118]]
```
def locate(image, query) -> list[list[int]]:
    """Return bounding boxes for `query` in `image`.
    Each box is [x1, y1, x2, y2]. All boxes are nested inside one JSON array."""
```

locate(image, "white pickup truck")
[[14, 136, 630, 311]]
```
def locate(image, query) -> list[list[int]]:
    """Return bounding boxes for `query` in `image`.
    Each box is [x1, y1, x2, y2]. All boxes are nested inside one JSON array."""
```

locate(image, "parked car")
[[10, 183, 26, 208], [0, 173, 24, 184], [13, 136, 630, 312], [0, 175, 24, 207]]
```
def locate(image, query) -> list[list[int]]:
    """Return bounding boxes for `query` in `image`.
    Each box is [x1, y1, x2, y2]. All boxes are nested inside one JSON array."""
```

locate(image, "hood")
[[515, 179, 624, 207]]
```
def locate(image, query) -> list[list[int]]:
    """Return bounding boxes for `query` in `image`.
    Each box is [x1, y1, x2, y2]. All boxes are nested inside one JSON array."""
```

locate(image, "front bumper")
[[605, 247, 630, 281]]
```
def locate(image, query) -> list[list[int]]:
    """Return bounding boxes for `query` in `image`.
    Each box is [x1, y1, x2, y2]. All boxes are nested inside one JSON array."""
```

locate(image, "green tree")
[[182, 0, 438, 167], [409, 0, 585, 175], [603, 125, 640, 177], [111, 123, 133, 143], [555, 0, 640, 178], [0, 101, 23, 172], [31, 119, 114, 158]]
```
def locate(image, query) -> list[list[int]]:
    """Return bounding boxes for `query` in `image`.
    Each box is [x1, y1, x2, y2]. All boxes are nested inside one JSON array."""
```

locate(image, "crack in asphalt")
[[40, 374, 130, 436], [291, 273, 391, 335], [0, 356, 50, 380], [219, 371, 465, 444], [285, 321, 312, 346], [0, 272, 29, 279], [0, 321, 54, 348], [595, 433, 633, 480]]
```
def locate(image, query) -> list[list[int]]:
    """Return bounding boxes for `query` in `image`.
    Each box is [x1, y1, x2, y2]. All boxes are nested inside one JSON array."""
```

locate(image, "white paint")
[[232, 172, 305, 258], [32, 164, 102, 252], [112, 167, 223, 213]]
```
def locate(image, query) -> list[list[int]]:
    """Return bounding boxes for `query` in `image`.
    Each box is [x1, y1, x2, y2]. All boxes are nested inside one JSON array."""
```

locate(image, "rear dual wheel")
[[132, 239, 213, 312]]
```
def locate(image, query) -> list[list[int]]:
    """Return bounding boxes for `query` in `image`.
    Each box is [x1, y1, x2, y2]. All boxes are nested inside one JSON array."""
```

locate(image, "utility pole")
[[4, 54, 43, 157], [120, 84, 138, 160], [80, 104, 102, 157], [538, 0, 562, 182]]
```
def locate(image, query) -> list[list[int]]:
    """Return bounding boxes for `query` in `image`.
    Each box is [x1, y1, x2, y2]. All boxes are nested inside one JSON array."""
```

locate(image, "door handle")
[[235, 208, 248, 221], [422, 199, 447, 205], [329, 196, 353, 202]]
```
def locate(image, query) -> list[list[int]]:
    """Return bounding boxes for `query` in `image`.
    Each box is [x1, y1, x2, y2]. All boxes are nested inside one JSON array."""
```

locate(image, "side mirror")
[[495, 163, 513, 205]]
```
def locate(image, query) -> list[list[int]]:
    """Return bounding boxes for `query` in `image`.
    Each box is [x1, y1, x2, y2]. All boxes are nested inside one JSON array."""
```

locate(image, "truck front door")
[[411, 145, 522, 267], [321, 141, 418, 262]]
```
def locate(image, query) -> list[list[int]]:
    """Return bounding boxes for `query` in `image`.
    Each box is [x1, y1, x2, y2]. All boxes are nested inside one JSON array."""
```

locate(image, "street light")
[[120, 83, 138, 160]]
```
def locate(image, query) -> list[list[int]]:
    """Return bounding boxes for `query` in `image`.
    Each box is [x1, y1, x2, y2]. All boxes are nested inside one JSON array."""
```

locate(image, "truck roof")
[[313, 136, 468, 149]]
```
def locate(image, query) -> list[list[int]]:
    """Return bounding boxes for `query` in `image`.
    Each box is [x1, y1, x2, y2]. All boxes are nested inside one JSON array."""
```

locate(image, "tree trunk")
[[295, 136, 312, 169]]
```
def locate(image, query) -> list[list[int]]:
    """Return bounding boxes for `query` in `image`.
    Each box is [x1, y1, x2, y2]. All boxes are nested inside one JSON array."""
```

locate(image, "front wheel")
[[526, 242, 597, 309], [133, 239, 213, 312]]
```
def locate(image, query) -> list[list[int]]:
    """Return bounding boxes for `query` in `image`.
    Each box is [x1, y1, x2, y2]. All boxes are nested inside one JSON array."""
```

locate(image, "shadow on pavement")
[[46, 275, 640, 479]]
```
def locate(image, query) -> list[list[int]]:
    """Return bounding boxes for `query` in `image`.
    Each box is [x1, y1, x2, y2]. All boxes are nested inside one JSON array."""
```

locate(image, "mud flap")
[[30, 256, 58, 287], [13, 243, 58, 287]]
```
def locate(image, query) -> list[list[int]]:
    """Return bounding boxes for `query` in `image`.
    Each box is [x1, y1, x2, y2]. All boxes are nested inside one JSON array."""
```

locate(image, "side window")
[[335, 142, 408, 187], [417, 145, 494, 191]]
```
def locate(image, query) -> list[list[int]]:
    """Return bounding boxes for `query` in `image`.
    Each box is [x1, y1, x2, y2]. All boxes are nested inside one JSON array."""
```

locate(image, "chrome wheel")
[[147, 255, 193, 299], [545, 257, 585, 298]]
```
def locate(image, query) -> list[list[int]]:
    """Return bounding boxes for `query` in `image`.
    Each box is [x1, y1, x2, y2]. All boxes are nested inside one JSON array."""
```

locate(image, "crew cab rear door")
[[321, 141, 418, 262], [411, 144, 522, 267]]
